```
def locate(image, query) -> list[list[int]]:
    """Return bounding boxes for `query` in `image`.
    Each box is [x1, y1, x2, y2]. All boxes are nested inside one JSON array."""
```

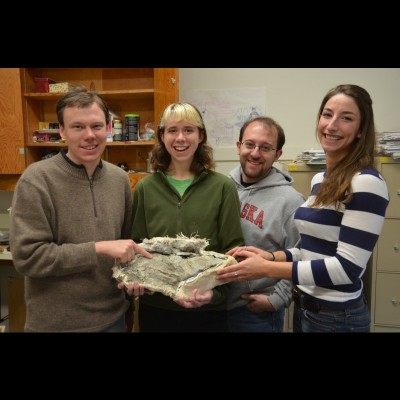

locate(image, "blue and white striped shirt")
[[285, 168, 389, 305]]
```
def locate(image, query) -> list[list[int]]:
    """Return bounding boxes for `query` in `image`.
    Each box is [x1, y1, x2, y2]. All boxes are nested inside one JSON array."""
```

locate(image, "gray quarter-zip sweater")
[[227, 165, 305, 311]]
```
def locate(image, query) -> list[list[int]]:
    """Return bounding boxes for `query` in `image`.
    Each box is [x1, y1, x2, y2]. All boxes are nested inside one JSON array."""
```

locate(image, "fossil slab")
[[112, 235, 237, 300]]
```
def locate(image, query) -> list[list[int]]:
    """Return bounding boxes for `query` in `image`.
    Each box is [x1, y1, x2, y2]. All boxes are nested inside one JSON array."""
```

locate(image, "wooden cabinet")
[[0, 68, 179, 191], [128, 172, 149, 191], [0, 69, 26, 175], [22, 68, 178, 172], [369, 157, 400, 332], [7, 276, 26, 332]]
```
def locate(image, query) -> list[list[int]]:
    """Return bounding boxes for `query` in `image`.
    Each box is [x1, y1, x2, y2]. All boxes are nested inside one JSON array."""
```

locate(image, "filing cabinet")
[[369, 158, 400, 332], [278, 161, 325, 199], [279, 159, 400, 332]]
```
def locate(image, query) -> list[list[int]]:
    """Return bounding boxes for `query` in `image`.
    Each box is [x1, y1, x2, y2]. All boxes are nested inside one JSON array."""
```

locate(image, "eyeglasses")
[[240, 140, 276, 153]]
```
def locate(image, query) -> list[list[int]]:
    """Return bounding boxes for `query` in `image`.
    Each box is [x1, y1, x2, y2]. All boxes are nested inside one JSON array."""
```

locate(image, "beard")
[[241, 160, 271, 182]]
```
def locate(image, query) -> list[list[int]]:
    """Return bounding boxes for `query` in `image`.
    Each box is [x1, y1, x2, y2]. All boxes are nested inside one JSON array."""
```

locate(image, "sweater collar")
[[56, 149, 106, 180], [61, 149, 104, 170]]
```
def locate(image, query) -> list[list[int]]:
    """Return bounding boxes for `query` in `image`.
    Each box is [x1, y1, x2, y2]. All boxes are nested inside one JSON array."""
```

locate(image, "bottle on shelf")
[[113, 119, 123, 141], [125, 114, 140, 141]]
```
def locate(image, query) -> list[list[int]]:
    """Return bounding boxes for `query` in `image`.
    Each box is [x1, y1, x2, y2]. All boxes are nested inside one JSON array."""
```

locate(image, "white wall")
[[179, 68, 400, 174]]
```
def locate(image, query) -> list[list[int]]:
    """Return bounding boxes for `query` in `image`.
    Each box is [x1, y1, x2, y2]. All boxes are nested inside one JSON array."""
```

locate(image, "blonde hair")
[[159, 103, 205, 131], [152, 103, 215, 174]]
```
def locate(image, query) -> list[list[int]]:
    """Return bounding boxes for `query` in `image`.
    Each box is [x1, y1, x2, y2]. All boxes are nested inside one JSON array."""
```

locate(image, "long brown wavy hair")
[[312, 84, 376, 208]]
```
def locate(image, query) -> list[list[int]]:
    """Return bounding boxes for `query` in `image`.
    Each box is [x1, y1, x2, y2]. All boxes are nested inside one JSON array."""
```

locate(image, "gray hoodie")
[[227, 165, 305, 311]]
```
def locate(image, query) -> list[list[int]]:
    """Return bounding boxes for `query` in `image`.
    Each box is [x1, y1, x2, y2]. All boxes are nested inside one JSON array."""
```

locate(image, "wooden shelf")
[[25, 89, 154, 101], [105, 140, 155, 146], [0, 68, 178, 190], [100, 90, 154, 101], [28, 142, 66, 147], [26, 141, 155, 147]]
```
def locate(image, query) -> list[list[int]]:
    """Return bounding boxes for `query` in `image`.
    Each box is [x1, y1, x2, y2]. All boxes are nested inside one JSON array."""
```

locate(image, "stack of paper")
[[377, 131, 400, 159], [296, 149, 326, 164]]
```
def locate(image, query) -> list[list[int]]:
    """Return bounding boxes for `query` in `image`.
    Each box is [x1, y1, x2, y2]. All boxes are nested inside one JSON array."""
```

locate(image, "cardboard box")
[[35, 78, 56, 93], [49, 82, 72, 93]]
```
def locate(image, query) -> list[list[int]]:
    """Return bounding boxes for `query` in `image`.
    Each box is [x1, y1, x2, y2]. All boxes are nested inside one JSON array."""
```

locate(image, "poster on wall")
[[184, 88, 266, 148]]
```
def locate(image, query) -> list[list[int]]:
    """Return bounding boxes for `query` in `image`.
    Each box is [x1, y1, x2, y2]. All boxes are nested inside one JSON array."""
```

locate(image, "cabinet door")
[[280, 162, 324, 199], [154, 68, 179, 126], [0, 69, 26, 173], [381, 164, 400, 218], [377, 219, 400, 272], [290, 171, 314, 199], [375, 273, 400, 326], [128, 172, 149, 191], [7, 276, 26, 332]]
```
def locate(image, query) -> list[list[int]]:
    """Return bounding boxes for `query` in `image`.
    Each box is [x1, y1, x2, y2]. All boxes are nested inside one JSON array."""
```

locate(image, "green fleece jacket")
[[10, 151, 133, 332], [132, 170, 245, 311]]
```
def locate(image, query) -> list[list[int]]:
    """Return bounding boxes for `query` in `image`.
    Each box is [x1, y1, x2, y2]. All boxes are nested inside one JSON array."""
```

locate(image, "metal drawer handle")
[[391, 298, 399, 306], [394, 244, 399, 252]]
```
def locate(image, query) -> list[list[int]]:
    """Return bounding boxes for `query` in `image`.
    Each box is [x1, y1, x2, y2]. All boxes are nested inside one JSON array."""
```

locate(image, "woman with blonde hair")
[[128, 103, 244, 332]]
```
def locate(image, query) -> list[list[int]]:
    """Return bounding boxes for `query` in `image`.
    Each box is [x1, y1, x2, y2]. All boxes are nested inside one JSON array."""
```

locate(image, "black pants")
[[139, 302, 228, 332]]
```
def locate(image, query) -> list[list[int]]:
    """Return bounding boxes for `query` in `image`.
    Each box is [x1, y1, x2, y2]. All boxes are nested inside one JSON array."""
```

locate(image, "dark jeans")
[[139, 302, 228, 332], [293, 301, 370, 332], [227, 305, 285, 332]]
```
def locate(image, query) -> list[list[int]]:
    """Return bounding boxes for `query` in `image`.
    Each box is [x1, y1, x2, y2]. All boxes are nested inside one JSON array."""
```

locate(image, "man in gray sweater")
[[10, 88, 150, 332], [227, 116, 304, 332]]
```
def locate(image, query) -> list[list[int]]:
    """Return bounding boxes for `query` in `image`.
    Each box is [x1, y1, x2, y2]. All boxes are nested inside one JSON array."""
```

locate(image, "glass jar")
[[113, 119, 123, 141]]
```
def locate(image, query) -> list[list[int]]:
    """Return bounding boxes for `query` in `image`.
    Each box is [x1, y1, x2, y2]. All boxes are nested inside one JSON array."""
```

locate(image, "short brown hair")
[[56, 86, 110, 127]]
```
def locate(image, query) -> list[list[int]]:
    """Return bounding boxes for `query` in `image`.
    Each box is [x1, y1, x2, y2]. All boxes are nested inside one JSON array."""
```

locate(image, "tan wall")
[[179, 68, 400, 173]]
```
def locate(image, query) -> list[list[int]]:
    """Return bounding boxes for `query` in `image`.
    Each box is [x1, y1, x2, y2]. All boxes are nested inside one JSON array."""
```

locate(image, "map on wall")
[[184, 88, 266, 148]]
